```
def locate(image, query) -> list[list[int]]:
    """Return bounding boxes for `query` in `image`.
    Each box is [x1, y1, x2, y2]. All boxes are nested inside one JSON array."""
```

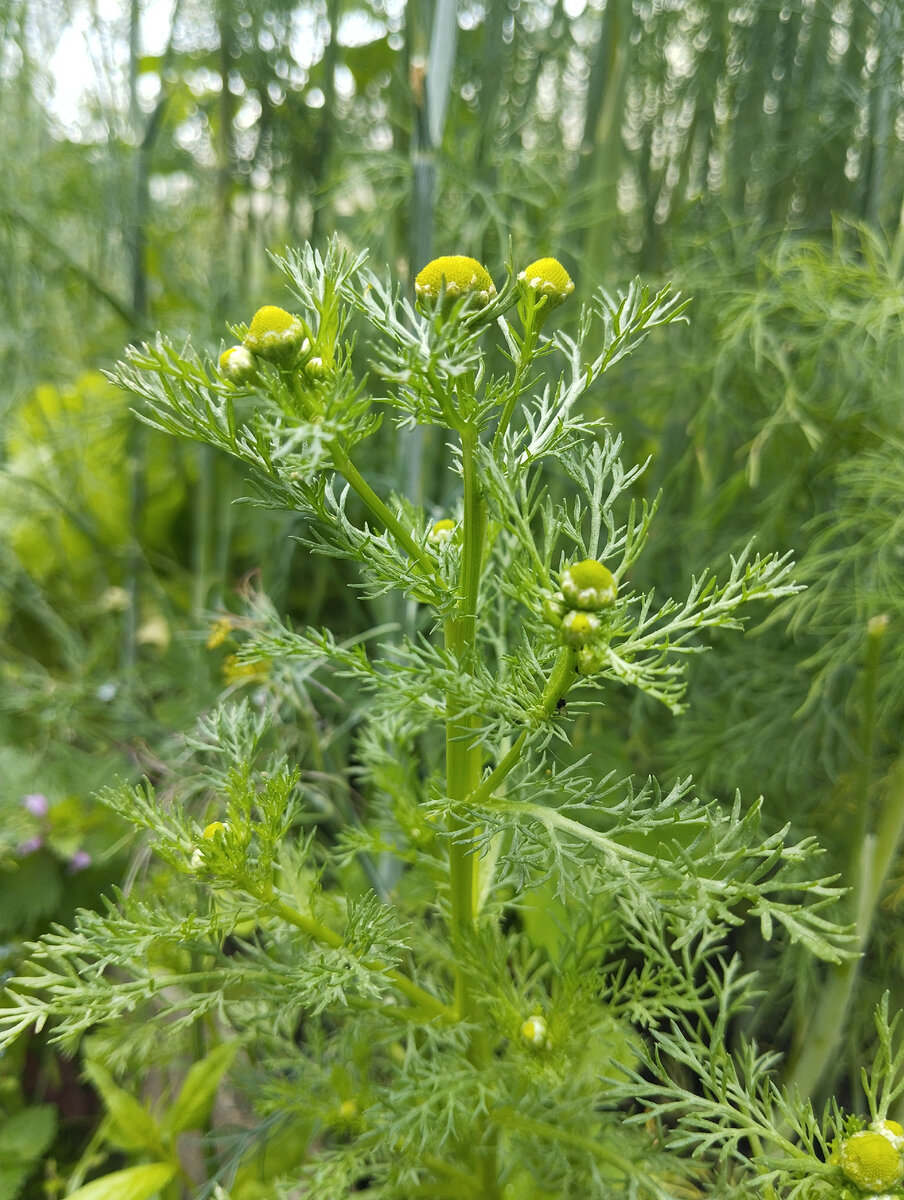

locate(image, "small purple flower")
[[17, 836, 44, 857], [68, 850, 92, 874], [22, 794, 49, 818]]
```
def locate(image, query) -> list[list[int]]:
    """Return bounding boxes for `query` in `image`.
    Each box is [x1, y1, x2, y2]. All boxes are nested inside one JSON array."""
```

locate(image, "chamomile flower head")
[[218, 345, 257, 384], [838, 1130, 904, 1192], [517, 257, 574, 309], [520, 1014, 548, 1047], [875, 1122, 904, 1148], [561, 609, 601, 647], [244, 306, 308, 365], [414, 255, 496, 313], [202, 821, 229, 840], [561, 559, 618, 611], [428, 518, 457, 545]]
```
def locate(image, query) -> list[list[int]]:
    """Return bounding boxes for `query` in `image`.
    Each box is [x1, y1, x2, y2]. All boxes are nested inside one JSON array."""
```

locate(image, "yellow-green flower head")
[[244, 306, 308, 365], [218, 345, 257, 384], [414, 256, 496, 311], [561, 559, 618, 611], [839, 1130, 904, 1192], [562, 609, 601, 647], [520, 1015, 548, 1047], [202, 821, 229, 840], [518, 257, 574, 309], [428, 518, 457, 545], [875, 1122, 904, 1148]]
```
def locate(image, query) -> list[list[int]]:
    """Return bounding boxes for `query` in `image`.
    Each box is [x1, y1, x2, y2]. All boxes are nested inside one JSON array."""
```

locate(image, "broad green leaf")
[[161, 1040, 239, 1136], [84, 1063, 163, 1154], [0, 1162, 32, 1200], [0, 1103, 57, 1161], [64, 1164, 177, 1200]]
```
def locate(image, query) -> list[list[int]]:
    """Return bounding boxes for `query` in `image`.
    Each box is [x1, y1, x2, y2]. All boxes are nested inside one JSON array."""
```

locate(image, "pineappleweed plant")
[[3, 240, 900, 1200]]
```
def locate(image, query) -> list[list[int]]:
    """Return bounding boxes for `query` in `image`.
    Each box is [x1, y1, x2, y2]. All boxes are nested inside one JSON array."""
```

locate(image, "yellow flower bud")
[[520, 1015, 548, 1047], [414, 255, 496, 312], [561, 560, 617, 611], [202, 821, 229, 840], [244, 306, 308, 365], [839, 1130, 904, 1192], [561, 609, 601, 647], [876, 1121, 904, 1145], [223, 653, 271, 684], [218, 345, 257, 384], [206, 618, 232, 649], [428, 518, 457, 545], [517, 257, 574, 309]]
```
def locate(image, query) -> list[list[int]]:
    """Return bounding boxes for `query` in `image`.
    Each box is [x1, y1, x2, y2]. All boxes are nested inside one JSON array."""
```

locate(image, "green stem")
[[440, 420, 503, 1193], [268, 897, 453, 1021], [466, 646, 578, 808], [445, 425, 487, 1016], [332, 444, 438, 579], [288, 372, 439, 589]]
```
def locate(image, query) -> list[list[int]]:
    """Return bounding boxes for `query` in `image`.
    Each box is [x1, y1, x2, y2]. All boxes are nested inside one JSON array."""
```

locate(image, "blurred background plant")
[[1, 0, 903, 1194]]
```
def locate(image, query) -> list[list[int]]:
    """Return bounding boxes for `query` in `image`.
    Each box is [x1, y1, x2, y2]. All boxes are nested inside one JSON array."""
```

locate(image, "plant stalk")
[[445, 424, 486, 1016], [332, 444, 438, 580], [269, 897, 452, 1021]]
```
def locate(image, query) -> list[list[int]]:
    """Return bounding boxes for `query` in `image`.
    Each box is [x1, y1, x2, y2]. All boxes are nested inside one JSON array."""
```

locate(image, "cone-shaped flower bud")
[[517, 257, 574, 309], [839, 1131, 904, 1192], [562, 609, 601, 647], [414, 255, 496, 313], [202, 821, 229, 840], [244, 306, 308, 365], [874, 1122, 904, 1148], [428, 518, 457, 545], [219, 345, 257, 384], [561, 559, 618, 611], [520, 1015, 548, 1047]]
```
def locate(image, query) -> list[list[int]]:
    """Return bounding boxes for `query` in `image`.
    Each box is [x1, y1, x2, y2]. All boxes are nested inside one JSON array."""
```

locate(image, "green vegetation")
[[1, 0, 903, 1196]]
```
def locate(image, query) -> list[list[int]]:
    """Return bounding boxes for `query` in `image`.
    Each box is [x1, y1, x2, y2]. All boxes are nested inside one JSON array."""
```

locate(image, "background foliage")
[[1, 0, 903, 1194]]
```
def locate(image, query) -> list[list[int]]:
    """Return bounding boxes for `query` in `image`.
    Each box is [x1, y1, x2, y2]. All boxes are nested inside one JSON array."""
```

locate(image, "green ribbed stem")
[[445, 424, 486, 1017], [332, 444, 439, 582]]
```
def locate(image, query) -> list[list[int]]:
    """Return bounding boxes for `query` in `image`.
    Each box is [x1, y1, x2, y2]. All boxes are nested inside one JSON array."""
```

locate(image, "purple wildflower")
[[22, 793, 49, 817], [68, 850, 93, 873]]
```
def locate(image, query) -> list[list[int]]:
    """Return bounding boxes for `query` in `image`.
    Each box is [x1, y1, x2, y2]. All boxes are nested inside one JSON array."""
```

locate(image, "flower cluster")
[[219, 254, 574, 389], [542, 559, 618, 669], [414, 253, 573, 320], [219, 305, 311, 382], [17, 792, 93, 872]]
